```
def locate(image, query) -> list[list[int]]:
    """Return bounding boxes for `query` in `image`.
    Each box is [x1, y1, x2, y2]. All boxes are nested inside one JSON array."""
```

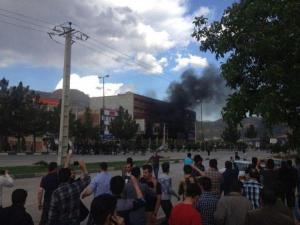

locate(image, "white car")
[[219, 160, 252, 179]]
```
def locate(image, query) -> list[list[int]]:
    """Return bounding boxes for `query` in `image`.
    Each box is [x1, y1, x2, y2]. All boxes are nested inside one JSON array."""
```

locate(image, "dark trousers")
[[39, 202, 50, 225], [160, 200, 173, 225], [153, 165, 159, 179], [280, 188, 296, 208]]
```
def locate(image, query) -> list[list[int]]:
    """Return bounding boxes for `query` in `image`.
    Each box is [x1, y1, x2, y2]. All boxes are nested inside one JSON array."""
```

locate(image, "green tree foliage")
[[245, 124, 257, 139], [0, 78, 11, 151], [193, 0, 300, 147], [221, 123, 241, 146], [109, 106, 138, 141]]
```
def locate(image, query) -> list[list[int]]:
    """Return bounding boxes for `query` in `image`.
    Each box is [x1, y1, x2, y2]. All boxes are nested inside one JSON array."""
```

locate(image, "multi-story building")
[[90, 92, 196, 139]]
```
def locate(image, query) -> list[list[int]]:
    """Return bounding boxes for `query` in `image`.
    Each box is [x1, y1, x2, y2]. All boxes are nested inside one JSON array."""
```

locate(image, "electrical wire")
[[0, 19, 47, 33], [0, 12, 52, 30], [0, 7, 54, 26], [0, 7, 174, 83]]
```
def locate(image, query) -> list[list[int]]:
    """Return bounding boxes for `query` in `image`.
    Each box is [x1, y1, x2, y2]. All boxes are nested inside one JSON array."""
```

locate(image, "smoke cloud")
[[167, 65, 230, 120]]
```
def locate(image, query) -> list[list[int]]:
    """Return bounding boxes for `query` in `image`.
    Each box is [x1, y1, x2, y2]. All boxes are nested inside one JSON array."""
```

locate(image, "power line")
[[0, 12, 52, 30], [0, 7, 54, 26], [0, 7, 173, 82], [77, 41, 173, 83], [0, 19, 47, 33]]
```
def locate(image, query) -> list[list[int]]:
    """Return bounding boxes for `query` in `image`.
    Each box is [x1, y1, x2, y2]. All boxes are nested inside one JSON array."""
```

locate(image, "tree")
[[109, 106, 138, 144], [245, 124, 257, 139], [193, 0, 300, 148], [221, 123, 241, 148], [9, 82, 38, 151], [0, 78, 11, 151]]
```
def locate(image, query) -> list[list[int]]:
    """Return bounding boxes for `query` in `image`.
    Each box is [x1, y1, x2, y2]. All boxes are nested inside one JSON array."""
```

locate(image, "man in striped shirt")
[[243, 168, 263, 209]]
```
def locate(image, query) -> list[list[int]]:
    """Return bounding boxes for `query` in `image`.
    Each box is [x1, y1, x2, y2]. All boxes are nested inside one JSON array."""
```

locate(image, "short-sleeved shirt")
[[184, 157, 193, 165], [89, 171, 111, 197], [124, 182, 152, 225], [169, 203, 203, 225], [140, 178, 162, 211], [40, 171, 59, 203], [150, 155, 162, 167]]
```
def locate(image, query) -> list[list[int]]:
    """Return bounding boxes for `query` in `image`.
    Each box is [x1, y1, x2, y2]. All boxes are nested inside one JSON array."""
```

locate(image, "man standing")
[[204, 159, 222, 194], [0, 169, 14, 208], [169, 183, 203, 225], [196, 177, 219, 225], [221, 161, 238, 196], [0, 189, 33, 225], [245, 188, 294, 225], [38, 162, 59, 225], [141, 165, 161, 225], [82, 162, 111, 198], [47, 160, 90, 225], [243, 168, 263, 209], [158, 162, 179, 225], [214, 180, 252, 225], [147, 152, 163, 179], [184, 153, 193, 166]]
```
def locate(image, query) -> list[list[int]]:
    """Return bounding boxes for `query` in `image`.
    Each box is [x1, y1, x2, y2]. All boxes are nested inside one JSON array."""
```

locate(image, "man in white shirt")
[[0, 170, 14, 207]]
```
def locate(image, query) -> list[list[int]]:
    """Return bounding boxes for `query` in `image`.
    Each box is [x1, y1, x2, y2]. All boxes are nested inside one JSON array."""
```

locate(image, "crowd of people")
[[0, 151, 299, 225]]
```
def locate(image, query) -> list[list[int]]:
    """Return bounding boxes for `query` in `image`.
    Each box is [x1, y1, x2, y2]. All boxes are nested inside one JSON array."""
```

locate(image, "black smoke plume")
[[167, 65, 229, 120]]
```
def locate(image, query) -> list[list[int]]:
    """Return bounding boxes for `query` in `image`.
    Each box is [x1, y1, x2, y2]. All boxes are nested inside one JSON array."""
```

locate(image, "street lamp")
[[98, 75, 109, 136]]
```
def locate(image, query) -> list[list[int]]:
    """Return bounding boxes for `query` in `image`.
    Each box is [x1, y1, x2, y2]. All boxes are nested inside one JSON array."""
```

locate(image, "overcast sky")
[[0, 0, 236, 120]]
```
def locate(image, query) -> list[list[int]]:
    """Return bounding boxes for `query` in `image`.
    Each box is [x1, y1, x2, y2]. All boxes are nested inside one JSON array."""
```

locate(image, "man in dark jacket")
[[0, 189, 34, 225], [221, 161, 238, 195]]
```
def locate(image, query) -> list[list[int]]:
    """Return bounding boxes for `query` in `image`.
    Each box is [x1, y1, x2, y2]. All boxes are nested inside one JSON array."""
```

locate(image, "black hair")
[[12, 189, 27, 206], [225, 161, 232, 170], [229, 179, 243, 193], [185, 183, 201, 197], [252, 157, 258, 166], [183, 165, 193, 175], [261, 188, 277, 206], [209, 159, 218, 169], [90, 194, 117, 225], [110, 176, 125, 196], [48, 162, 57, 172], [100, 162, 108, 171], [162, 162, 170, 173], [187, 153, 192, 158], [199, 177, 212, 192], [142, 164, 153, 173], [126, 157, 133, 167], [58, 168, 71, 183], [193, 155, 203, 164], [131, 167, 141, 178], [287, 160, 292, 167], [266, 159, 274, 169]]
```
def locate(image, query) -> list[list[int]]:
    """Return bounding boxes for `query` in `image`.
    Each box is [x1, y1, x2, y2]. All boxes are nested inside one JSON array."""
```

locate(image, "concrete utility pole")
[[48, 22, 88, 166], [98, 75, 109, 136]]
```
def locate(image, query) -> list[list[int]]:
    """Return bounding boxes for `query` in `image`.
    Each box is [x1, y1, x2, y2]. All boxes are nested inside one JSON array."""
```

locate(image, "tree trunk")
[[33, 133, 36, 153]]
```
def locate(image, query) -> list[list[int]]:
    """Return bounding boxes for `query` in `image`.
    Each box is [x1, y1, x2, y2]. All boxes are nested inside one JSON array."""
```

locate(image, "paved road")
[[1, 150, 271, 225]]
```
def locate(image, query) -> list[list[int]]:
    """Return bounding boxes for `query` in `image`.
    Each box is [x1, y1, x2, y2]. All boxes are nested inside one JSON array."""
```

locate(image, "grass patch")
[[0, 159, 181, 178]]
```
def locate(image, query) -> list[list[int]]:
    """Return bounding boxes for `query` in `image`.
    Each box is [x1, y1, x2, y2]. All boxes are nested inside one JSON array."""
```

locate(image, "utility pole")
[[48, 22, 88, 166], [98, 75, 109, 136]]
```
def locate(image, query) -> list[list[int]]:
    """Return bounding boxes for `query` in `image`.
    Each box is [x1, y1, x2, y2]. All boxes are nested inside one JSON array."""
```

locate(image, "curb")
[[11, 160, 180, 179]]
